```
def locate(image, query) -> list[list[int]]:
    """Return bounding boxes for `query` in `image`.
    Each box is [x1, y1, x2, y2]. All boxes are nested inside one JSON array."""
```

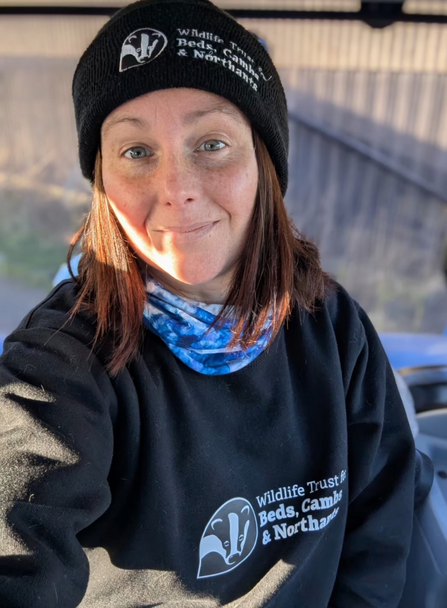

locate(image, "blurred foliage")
[[0, 187, 85, 289]]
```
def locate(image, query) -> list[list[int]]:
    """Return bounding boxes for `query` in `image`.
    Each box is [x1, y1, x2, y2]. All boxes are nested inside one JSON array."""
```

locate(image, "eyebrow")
[[182, 103, 245, 125], [101, 102, 245, 138], [102, 116, 147, 139]]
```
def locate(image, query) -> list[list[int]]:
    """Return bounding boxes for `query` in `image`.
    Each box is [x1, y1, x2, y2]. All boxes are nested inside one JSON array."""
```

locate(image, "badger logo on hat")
[[197, 497, 258, 579], [119, 28, 168, 72]]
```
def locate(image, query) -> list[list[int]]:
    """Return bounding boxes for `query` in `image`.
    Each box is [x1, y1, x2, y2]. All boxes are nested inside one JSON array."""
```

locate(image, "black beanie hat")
[[72, 0, 289, 194]]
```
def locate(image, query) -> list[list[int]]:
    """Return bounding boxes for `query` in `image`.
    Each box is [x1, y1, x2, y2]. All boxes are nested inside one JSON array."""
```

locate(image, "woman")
[[0, 1, 415, 607]]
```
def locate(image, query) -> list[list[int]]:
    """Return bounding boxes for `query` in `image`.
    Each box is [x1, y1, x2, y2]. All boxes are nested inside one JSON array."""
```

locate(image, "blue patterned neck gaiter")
[[142, 278, 273, 375]]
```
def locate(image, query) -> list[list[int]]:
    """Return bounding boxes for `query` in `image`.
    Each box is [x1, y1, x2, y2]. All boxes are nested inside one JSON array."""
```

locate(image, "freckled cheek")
[[215, 166, 258, 221], [103, 180, 151, 230]]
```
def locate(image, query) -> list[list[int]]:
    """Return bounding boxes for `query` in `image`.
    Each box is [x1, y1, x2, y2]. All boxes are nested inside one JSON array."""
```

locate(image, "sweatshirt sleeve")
[[0, 304, 116, 608], [329, 300, 415, 608]]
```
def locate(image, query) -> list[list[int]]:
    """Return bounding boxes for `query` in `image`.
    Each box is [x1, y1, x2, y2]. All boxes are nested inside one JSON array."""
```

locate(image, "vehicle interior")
[[1, 1, 447, 606]]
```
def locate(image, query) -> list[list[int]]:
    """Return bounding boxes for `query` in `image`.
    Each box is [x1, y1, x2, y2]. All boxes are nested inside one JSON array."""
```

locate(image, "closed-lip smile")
[[157, 221, 218, 233]]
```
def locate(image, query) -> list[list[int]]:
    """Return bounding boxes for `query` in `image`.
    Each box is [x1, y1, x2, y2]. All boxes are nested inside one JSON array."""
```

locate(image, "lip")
[[153, 220, 219, 243], [157, 221, 218, 234]]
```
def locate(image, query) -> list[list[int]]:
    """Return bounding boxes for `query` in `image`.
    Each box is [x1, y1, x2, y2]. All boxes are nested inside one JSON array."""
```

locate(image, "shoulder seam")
[[24, 280, 75, 330]]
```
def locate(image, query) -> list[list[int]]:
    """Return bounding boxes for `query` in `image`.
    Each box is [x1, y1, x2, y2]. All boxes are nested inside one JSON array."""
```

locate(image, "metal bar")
[[288, 111, 447, 204], [1, 6, 447, 24], [0, 6, 116, 15], [230, 10, 447, 25]]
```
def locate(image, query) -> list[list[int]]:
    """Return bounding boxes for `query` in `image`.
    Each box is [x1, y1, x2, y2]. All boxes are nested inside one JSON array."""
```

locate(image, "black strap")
[[414, 449, 434, 510]]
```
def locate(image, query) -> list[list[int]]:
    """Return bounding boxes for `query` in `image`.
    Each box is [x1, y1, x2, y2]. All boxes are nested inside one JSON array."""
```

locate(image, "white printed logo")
[[197, 497, 258, 579], [175, 28, 264, 92], [119, 28, 168, 72]]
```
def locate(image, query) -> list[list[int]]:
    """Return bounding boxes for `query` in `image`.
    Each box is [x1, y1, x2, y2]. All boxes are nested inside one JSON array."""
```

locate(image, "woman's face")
[[101, 88, 258, 303]]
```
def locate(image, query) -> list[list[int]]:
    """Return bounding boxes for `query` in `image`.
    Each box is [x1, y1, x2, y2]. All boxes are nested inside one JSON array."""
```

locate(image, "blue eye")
[[124, 146, 150, 159], [198, 140, 226, 152]]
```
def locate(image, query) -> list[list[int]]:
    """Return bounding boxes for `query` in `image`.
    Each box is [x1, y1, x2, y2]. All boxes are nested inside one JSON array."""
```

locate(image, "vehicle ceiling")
[[0, 0, 446, 13]]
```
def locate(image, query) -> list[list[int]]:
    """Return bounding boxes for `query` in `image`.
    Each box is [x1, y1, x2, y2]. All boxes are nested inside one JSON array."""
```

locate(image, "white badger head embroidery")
[[119, 28, 168, 72], [197, 497, 258, 579]]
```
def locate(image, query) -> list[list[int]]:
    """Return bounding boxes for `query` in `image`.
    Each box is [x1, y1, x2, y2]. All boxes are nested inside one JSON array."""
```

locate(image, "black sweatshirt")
[[0, 280, 415, 608]]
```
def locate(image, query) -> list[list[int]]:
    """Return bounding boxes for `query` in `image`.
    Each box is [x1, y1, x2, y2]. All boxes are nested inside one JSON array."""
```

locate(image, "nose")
[[228, 551, 241, 562], [157, 153, 198, 208]]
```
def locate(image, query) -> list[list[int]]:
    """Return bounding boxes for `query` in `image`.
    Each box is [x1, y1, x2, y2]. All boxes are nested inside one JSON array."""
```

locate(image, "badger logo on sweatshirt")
[[119, 28, 168, 72], [197, 497, 258, 579]]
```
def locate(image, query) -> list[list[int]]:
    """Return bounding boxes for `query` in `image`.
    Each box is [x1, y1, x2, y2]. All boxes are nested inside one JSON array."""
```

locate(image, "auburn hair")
[[69, 130, 331, 375]]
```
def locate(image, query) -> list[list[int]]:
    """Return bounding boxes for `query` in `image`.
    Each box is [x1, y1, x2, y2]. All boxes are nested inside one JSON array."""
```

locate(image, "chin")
[[170, 265, 224, 286], [150, 251, 223, 281]]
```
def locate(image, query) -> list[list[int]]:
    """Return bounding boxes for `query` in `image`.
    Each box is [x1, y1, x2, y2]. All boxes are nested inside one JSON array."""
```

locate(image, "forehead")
[[101, 88, 250, 138]]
